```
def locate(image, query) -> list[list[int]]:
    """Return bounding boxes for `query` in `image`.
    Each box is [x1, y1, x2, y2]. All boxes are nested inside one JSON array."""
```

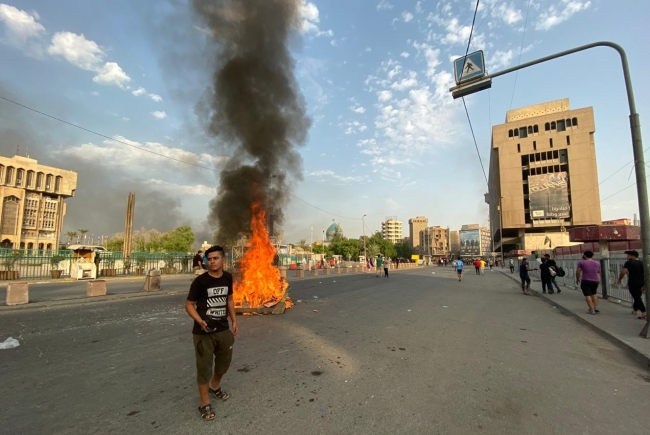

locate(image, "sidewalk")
[[497, 267, 650, 369]]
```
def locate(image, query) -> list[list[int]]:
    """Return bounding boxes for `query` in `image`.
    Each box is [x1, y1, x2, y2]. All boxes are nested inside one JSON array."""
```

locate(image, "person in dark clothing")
[[543, 254, 561, 293], [519, 258, 537, 295], [193, 250, 203, 270], [618, 250, 646, 319]]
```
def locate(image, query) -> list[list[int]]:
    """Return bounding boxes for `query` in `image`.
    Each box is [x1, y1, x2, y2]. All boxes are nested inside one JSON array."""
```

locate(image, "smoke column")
[[192, 0, 310, 244]]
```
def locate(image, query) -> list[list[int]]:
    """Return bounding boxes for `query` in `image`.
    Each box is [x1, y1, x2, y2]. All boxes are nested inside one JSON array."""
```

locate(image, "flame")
[[234, 202, 290, 309]]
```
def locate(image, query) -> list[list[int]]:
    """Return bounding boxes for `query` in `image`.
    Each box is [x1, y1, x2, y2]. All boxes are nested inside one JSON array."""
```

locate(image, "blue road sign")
[[453, 50, 486, 84]]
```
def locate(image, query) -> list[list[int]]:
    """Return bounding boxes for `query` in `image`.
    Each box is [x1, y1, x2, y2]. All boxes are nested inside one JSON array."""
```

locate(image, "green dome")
[[326, 223, 343, 241]]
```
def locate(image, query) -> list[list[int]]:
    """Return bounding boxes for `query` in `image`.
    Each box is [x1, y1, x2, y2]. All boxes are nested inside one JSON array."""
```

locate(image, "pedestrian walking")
[[618, 250, 646, 319], [480, 259, 486, 275], [474, 259, 481, 275], [543, 254, 562, 293], [576, 250, 601, 315], [455, 258, 463, 282], [489, 260, 493, 270], [539, 258, 555, 294], [509, 258, 515, 274], [383, 257, 390, 278], [193, 250, 206, 275], [519, 258, 537, 295], [375, 255, 383, 277], [185, 245, 238, 421]]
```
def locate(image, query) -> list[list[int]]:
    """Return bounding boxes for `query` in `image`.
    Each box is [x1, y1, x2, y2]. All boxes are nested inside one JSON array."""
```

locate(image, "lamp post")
[[362, 214, 367, 259], [499, 196, 504, 268]]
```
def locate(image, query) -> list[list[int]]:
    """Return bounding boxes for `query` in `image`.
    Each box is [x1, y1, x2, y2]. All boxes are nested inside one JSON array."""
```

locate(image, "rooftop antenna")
[[16, 145, 20, 156]]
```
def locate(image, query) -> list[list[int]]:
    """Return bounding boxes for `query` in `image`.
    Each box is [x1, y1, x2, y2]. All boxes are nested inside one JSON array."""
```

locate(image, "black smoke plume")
[[192, 0, 310, 245]]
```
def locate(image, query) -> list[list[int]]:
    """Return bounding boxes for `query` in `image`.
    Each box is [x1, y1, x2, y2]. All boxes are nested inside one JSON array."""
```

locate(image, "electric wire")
[[508, 0, 533, 109], [0, 94, 361, 221]]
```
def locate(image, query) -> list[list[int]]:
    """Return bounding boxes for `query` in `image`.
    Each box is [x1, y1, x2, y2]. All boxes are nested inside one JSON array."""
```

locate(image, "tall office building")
[[408, 216, 428, 254], [487, 99, 601, 254], [0, 155, 78, 250], [381, 217, 403, 244]]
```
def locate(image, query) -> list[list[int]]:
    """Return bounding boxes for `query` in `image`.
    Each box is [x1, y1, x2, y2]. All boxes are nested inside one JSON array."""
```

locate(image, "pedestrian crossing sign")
[[453, 50, 486, 84]]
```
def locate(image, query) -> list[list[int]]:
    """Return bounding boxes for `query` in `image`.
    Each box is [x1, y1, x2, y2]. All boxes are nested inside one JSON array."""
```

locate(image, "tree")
[[394, 242, 413, 259], [161, 225, 195, 252], [78, 229, 88, 243], [299, 239, 307, 250], [66, 231, 77, 245], [106, 237, 124, 252]]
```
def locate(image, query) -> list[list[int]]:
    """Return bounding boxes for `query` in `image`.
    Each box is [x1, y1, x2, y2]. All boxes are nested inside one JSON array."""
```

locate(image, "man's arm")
[[227, 295, 238, 336], [576, 266, 582, 284], [185, 300, 210, 332], [618, 267, 628, 284]]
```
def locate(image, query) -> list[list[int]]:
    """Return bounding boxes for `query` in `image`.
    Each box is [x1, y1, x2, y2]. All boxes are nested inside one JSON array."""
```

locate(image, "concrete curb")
[[499, 271, 650, 370], [0, 273, 192, 288]]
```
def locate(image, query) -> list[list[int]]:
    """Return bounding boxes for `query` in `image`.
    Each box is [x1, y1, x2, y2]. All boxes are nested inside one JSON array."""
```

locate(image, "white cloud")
[[340, 120, 367, 135], [536, 0, 591, 31], [144, 179, 215, 196], [487, 49, 515, 70], [494, 3, 523, 25], [90, 91, 99, 96], [428, 14, 486, 50], [47, 31, 131, 88], [377, 90, 393, 102], [122, 117, 130, 121], [149, 94, 163, 102], [377, 1, 394, 11], [151, 110, 167, 119], [132, 87, 147, 96], [300, 1, 333, 37], [400, 51, 410, 58], [351, 105, 366, 114], [390, 71, 418, 91], [365, 47, 372, 52], [402, 11, 414, 22], [57, 135, 227, 175], [306, 169, 367, 184], [0, 3, 45, 56]]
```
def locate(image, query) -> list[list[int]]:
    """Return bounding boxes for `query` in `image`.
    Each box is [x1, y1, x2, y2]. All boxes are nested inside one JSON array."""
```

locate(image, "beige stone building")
[[419, 226, 449, 258], [408, 216, 428, 254], [381, 217, 403, 244], [0, 155, 77, 250], [487, 99, 601, 254]]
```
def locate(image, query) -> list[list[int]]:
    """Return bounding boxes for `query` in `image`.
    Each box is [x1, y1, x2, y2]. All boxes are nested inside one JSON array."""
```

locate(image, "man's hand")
[[199, 320, 211, 333], [231, 321, 238, 336]]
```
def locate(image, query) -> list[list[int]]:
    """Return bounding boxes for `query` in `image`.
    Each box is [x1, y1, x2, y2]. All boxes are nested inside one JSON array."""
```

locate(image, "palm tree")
[[299, 239, 307, 250], [66, 231, 77, 245], [78, 229, 88, 244]]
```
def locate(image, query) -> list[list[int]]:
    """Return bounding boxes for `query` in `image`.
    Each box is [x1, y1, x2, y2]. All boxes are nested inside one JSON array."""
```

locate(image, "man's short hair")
[[197, 250, 203, 254], [205, 245, 225, 258], [583, 250, 594, 258], [544, 254, 551, 258], [522, 258, 528, 262], [625, 250, 639, 257]]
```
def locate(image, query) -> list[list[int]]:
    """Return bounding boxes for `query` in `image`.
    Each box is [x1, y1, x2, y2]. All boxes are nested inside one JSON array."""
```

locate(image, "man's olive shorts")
[[193, 329, 234, 384]]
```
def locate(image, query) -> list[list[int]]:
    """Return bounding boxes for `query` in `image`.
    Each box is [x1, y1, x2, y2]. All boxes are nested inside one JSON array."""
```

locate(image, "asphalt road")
[[0, 267, 648, 435]]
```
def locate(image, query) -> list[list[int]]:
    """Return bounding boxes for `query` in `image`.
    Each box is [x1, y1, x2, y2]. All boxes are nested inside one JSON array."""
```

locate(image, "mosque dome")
[[326, 223, 343, 241]]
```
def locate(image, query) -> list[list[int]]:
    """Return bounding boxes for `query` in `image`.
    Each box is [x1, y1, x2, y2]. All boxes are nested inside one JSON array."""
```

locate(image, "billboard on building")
[[460, 229, 480, 256], [529, 172, 570, 219]]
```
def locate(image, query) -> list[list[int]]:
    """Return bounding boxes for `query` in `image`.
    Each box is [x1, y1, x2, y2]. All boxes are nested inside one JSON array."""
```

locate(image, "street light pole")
[[362, 214, 367, 259], [499, 196, 504, 268], [452, 41, 649, 337]]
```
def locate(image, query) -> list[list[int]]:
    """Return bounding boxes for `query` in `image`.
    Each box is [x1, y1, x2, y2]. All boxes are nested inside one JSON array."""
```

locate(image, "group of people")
[[366, 255, 393, 278], [518, 250, 646, 319]]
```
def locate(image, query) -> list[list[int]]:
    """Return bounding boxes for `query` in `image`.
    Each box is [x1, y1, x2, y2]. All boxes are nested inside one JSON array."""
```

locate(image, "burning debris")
[[192, 0, 309, 312]]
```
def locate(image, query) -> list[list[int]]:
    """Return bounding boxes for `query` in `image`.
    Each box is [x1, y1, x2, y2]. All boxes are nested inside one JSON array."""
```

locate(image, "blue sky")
[[1, 0, 648, 244]]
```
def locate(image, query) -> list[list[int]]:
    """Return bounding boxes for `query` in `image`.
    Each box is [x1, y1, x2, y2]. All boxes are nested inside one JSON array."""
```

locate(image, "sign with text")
[[529, 172, 571, 219], [459, 229, 480, 256]]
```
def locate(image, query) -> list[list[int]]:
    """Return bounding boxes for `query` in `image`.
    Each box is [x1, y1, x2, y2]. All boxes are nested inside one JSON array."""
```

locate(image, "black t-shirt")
[[187, 271, 233, 335], [623, 259, 645, 288], [519, 263, 529, 278], [192, 254, 202, 268]]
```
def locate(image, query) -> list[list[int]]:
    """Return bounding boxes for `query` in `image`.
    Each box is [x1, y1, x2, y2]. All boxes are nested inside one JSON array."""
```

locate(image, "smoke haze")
[[192, 0, 311, 244]]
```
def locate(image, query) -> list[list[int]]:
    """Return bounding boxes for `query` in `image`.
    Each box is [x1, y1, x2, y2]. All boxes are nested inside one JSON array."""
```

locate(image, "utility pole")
[[362, 214, 367, 259]]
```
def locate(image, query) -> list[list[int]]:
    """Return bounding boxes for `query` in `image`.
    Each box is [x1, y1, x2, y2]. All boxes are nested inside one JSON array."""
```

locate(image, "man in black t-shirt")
[[618, 250, 646, 319], [519, 258, 537, 295], [543, 254, 562, 293], [185, 245, 238, 421]]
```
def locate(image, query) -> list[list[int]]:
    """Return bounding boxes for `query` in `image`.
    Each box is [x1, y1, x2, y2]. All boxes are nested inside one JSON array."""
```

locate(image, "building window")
[[514, 129, 519, 137], [550, 138, 553, 148], [557, 119, 566, 132], [550, 121, 556, 130], [544, 122, 550, 131], [517, 143, 520, 153], [527, 126, 533, 135], [26, 170, 34, 187], [519, 127, 528, 138], [508, 129, 514, 138], [0, 165, 3, 184], [55, 176, 62, 192], [533, 125, 539, 133], [5, 166, 14, 185], [566, 135, 571, 145], [16, 169, 24, 186], [36, 172, 44, 189], [46, 174, 53, 191], [572, 117, 578, 126], [533, 141, 537, 151], [566, 118, 572, 127]]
